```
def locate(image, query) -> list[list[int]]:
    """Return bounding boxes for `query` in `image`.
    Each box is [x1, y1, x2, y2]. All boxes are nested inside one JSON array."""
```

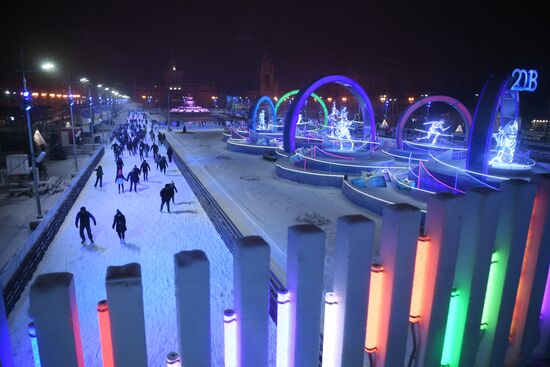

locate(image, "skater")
[[160, 185, 172, 213], [112, 209, 127, 244], [167, 146, 174, 163], [126, 165, 140, 192], [75, 206, 97, 244], [152, 142, 159, 159], [140, 160, 151, 181], [115, 167, 127, 193], [94, 165, 104, 188], [116, 157, 124, 170], [168, 181, 178, 204], [159, 156, 168, 174]]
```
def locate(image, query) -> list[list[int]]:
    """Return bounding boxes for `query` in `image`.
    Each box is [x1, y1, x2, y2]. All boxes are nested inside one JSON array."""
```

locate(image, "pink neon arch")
[[396, 96, 473, 149]]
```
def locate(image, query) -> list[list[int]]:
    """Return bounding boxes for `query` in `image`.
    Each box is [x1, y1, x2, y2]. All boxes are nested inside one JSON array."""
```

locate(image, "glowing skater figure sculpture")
[[417, 120, 451, 145], [334, 106, 354, 150], [257, 109, 267, 130], [489, 119, 518, 165]]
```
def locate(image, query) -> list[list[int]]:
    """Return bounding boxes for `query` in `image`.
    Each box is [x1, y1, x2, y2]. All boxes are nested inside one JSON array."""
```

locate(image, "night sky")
[[2, 1, 549, 114]]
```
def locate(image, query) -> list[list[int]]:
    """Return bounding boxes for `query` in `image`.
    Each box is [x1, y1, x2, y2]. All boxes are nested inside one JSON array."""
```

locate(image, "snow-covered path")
[[7, 122, 270, 366]]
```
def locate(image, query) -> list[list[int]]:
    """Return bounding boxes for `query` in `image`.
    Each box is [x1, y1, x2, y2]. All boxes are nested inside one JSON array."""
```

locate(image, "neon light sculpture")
[[274, 89, 329, 127], [489, 119, 518, 165], [326, 104, 355, 151], [276, 289, 291, 367], [224, 309, 238, 367], [322, 292, 339, 367], [410, 236, 431, 323], [166, 352, 181, 367], [441, 289, 461, 366], [365, 264, 384, 353], [249, 96, 276, 131], [258, 109, 267, 130], [97, 300, 114, 367], [28, 321, 41, 367], [416, 120, 451, 145]]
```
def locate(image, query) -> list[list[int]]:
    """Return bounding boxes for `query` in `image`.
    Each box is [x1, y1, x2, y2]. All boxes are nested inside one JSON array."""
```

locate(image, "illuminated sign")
[[511, 69, 538, 92]]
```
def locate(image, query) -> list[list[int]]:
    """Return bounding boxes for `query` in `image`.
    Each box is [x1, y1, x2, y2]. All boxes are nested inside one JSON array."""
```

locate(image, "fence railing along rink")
[[1, 175, 550, 367]]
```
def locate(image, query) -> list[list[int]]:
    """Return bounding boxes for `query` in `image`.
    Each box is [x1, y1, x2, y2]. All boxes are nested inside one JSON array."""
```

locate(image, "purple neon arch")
[[395, 96, 473, 149], [283, 75, 376, 152]]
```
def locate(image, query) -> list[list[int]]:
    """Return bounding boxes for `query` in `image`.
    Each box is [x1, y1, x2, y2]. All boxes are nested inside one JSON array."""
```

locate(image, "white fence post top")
[[106, 263, 141, 284]]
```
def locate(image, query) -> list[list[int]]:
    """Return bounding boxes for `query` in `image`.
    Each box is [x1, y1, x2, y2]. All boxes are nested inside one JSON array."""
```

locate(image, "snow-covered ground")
[[7, 119, 276, 366]]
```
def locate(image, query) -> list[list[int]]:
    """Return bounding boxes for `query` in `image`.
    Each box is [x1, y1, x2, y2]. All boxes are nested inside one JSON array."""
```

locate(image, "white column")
[[28, 272, 85, 367], [0, 281, 15, 367], [106, 263, 148, 367], [377, 204, 422, 367], [174, 250, 211, 367], [234, 236, 270, 367], [287, 224, 325, 367], [418, 193, 463, 367], [457, 188, 501, 367], [332, 215, 375, 366]]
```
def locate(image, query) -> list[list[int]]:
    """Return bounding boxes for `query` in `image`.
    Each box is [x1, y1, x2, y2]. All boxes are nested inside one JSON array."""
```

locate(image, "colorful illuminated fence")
[[2, 176, 549, 367]]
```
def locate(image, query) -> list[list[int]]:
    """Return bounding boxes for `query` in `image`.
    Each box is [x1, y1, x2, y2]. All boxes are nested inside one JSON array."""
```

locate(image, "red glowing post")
[[97, 300, 114, 367]]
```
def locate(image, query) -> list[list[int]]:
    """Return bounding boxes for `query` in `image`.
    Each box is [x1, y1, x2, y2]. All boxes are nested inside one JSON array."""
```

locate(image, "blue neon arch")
[[249, 96, 276, 131], [283, 75, 376, 152]]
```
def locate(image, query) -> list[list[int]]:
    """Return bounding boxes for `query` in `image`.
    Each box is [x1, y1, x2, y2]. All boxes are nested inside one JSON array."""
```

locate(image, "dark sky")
[[2, 0, 549, 113]]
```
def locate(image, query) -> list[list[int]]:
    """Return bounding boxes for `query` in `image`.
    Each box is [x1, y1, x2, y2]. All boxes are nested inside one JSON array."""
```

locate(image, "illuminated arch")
[[396, 95, 473, 149], [283, 75, 376, 152], [466, 73, 518, 174], [249, 96, 276, 131], [275, 90, 329, 126]]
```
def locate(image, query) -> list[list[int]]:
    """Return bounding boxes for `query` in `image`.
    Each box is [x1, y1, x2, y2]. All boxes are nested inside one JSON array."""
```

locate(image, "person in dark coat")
[[115, 168, 127, 193], [152, 143, 159, 159], [75, 206, 97, 244], [168, 181, 178, 203], [112, 209, 127, 244], [126, 165, 140, 192], [140, 160, 150, 181], [160, 185, 172, 213], [167, 146, 174, 163], [116, 157, 124, 170], [159, 156, 168, 174], [94, 165, 104, 187]]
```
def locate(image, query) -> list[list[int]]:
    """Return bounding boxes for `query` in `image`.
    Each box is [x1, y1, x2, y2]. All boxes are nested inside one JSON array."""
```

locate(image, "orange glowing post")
[[365, 264, 384, 353], [410, 235, 431, 323], [97, 300, 114, 367]]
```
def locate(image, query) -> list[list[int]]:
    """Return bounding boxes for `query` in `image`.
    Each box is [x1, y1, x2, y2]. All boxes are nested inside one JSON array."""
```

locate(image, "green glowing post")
[[275, 90, 329, 127], [441, 289, 461, 366], [481, 252, 501, 331]]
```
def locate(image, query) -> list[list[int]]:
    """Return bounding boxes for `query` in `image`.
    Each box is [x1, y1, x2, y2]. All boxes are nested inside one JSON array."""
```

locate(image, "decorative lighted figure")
[[257, 109, 267, 130], [417, 120, 451, 145], [327, 102, 354, 150], [489, 119, 518, 165]]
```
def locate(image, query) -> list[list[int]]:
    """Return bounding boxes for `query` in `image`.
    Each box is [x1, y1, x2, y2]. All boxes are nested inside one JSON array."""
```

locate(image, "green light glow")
[[440, 289, 461, 366], [274, 89, 329, 126], [480, 252, 501, 330]]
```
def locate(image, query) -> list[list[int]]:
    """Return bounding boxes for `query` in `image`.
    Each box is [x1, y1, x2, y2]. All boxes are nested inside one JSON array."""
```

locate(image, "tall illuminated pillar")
[[286, 224, 325, 367], [96, 300, 114, 367], [106, 263, 148, 367], [0, 281, 15, 367], [28, 321, 41, 367], [322, 292, 339, 367], [28, 272, 85, 367], [417, 193, 463, 367], [233, 236, 270, 367], [276, 289, 291, 367], [365, 264, 384, 355], [224, 309, 238, 367], [409, 236, 431, 324], [510, 174, 550, 364], [333, 215, 374, 366], [174, 250, 211, 367], [533, 268, 550, 359], [476, 180, 536, 366], [375, 204, 422, 367]]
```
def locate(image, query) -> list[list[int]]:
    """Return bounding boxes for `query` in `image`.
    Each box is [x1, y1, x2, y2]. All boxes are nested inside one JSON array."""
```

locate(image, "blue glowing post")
[[28, 322, 41, 367]]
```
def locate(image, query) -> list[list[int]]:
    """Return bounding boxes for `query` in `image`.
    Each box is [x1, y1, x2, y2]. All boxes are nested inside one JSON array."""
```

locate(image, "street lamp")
[[80, 77, 94, 138]]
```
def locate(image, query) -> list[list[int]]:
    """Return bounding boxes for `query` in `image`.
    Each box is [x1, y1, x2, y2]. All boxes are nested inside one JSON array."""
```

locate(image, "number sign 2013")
[[511, 69, 538, 92]]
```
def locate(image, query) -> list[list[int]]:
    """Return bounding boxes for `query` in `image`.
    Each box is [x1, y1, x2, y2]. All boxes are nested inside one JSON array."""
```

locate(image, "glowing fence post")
[[28, 272, 85, 367], [287, 224, 325, 367], [174, 250, 211, 367], [476, 180, 536, 367], [322, 292, 339, 367], [376, 204, 422, 367], [481, 252, 501, 331], [0, 281, 15, 367], [97, 300, 114, 367], [28, 322, 41, 367], [441, 289, 461, 366], [166, 352, 181, 367], [511, 174, 550, 363], [276, 289, 291, 367], [365, 264, 384, 355], [417, 193, 463, 367], [105, 263, 148, 367], [333, 215, 375, 366], [410, 236, 431, 323], [224, 309, 238, 367], [533, 268, 550, 358], [233, 236, 270, 367]]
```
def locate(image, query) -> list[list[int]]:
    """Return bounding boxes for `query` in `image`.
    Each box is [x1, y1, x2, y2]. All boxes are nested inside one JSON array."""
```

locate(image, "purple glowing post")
[[283, 75, 376, 152], [0, 281, 15, 367]]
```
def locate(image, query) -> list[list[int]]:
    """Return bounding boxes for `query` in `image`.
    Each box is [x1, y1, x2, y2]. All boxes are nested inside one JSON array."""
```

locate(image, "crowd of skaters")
[[82, 110, 182, 246]]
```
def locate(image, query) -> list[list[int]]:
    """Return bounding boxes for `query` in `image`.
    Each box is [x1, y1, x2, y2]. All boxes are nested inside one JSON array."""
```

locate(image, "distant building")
[[259, 51, 279, 98]]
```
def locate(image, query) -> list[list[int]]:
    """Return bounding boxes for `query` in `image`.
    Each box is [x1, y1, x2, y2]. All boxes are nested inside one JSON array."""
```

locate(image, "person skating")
[[160, 185, 172, 213], [75, 206, 97, 244], [159, 156, 168, 174], [126, 165, 140, 192], [168, 181, 178, 204], [167, 146, 174, 163], [116, 157, 124, 170], [112, 209, 127, 244], [152, 142, 159, 159], [94, 165, 104, 188], [140, 160, 150, 181], [115, 167, 127, 193]]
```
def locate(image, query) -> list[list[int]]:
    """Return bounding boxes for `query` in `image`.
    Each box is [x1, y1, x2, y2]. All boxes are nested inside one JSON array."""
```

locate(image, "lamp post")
[[97, 84, 103, 125], [80, 78, 94, 137], [66, 73, 78, 174]]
